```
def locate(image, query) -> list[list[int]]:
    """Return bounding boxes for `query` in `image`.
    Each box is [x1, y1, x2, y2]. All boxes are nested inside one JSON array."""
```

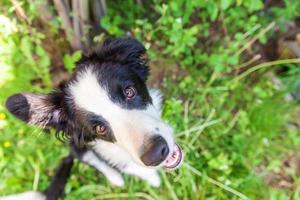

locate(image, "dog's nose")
[[141, 135, 169, 166]]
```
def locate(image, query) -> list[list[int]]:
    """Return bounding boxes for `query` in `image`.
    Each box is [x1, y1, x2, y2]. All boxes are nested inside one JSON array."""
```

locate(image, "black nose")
[[141, 135, 169, 166]]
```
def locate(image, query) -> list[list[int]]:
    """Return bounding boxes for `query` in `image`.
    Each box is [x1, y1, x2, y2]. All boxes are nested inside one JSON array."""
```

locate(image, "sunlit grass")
[[1, 2, 300, 199]]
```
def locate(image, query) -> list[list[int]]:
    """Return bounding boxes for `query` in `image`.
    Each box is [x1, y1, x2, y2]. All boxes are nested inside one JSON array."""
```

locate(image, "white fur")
[[123, 162, 160, 187], [69, 68, 174, 166], [149, 89, 163, 114], [0, 191, 45, 200], [89, 134, 162, 186], [81, 151, 124, 186], [81, 148, 160, 187], [90, 139, 134, 168]]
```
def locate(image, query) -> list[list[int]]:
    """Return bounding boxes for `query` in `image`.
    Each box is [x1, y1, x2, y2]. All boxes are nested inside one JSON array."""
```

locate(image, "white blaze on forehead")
[[69, 68, 121, 117]]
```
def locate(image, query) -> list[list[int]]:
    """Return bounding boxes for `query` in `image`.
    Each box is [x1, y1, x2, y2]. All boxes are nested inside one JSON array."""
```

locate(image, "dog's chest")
[[90, 140, 133, 169]]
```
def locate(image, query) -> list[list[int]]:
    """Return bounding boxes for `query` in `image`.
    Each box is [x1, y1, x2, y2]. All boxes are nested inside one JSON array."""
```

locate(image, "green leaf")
[[221, 0, 233, 10], [63, 51, 82, 73], [63, 54, 73, 73], [20, 36, 33, 61], [207, 2, 219, 21], [71, 51, 82, 61], [245, 0, 264, 11]]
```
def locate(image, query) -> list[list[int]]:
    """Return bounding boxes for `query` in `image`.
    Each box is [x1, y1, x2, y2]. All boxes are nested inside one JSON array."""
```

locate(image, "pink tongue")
[[163, 143, 183, 169]]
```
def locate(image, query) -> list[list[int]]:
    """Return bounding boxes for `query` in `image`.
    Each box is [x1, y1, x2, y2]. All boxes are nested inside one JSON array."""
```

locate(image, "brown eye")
[[124, 86, 136, 99], [95, 125, 106, 135]]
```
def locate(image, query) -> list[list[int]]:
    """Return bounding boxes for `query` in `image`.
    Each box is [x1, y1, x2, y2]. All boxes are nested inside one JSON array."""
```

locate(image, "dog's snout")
[[141, 135, 169, 166]]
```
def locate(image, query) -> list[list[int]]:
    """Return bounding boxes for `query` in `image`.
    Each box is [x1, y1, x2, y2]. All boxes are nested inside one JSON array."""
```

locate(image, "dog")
[[2, 38, 183, 200]]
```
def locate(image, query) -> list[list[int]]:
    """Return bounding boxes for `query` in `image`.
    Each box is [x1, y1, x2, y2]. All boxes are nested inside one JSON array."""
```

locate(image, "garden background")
[[0, 0, 300, 199]]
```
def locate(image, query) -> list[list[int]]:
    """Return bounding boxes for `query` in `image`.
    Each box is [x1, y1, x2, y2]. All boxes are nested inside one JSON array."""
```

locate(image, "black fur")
[[6, 94, 30, 122], [43, 154, 74, 200], [78, 38, 149, 81], [94, 63, 152, 110]]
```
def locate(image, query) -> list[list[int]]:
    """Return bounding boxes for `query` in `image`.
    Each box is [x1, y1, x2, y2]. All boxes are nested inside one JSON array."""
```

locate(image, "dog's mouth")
[[163, 143, 183, 169]]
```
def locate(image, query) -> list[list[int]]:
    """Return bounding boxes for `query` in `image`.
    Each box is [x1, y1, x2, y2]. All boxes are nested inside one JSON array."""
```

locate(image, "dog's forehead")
[[68, 68, 120, 114], [68, 57, 153, 112], [68, 66, 151, 117]]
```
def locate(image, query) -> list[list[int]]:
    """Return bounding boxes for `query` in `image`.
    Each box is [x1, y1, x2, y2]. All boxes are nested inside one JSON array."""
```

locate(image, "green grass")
[[1, 0, 300, 199], [1, 64, 300, 199]]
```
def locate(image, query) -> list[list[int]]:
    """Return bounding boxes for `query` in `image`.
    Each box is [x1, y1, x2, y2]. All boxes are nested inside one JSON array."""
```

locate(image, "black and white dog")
[[2, 38, 183, 200]]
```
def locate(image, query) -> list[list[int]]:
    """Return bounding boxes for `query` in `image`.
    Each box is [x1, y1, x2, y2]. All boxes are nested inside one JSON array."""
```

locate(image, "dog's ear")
[[6, 92, 65, 128], [100, 38, 150, 81]]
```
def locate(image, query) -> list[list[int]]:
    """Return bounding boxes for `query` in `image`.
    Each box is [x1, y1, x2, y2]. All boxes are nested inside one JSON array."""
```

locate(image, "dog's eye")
[[124, 86, 136, 99], [95, 125, 107, 135]]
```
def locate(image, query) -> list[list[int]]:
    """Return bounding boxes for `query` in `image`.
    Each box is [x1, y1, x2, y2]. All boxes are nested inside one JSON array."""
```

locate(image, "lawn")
[[1, 0, 300, 199]]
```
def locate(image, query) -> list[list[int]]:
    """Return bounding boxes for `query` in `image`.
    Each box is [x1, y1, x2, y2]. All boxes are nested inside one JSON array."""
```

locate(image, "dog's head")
[[5, 38, 182, 169]]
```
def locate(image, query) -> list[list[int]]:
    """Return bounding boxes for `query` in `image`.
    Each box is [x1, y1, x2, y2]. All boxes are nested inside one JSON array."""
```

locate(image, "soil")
[[148, 59, 188, 88], [263, 152, 300, 190]]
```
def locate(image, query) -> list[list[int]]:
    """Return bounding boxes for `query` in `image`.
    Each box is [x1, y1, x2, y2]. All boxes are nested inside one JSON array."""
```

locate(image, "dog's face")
[[6, 38, 182, 169]]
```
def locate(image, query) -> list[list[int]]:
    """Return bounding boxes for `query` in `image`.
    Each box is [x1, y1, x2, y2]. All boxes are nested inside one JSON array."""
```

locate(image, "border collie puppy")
[[2, 38, 183, 200]]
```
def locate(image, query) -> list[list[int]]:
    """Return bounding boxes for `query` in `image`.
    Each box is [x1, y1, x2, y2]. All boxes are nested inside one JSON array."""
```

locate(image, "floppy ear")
[[99, 38, 150, 81], [6, 93, 64, 128]]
